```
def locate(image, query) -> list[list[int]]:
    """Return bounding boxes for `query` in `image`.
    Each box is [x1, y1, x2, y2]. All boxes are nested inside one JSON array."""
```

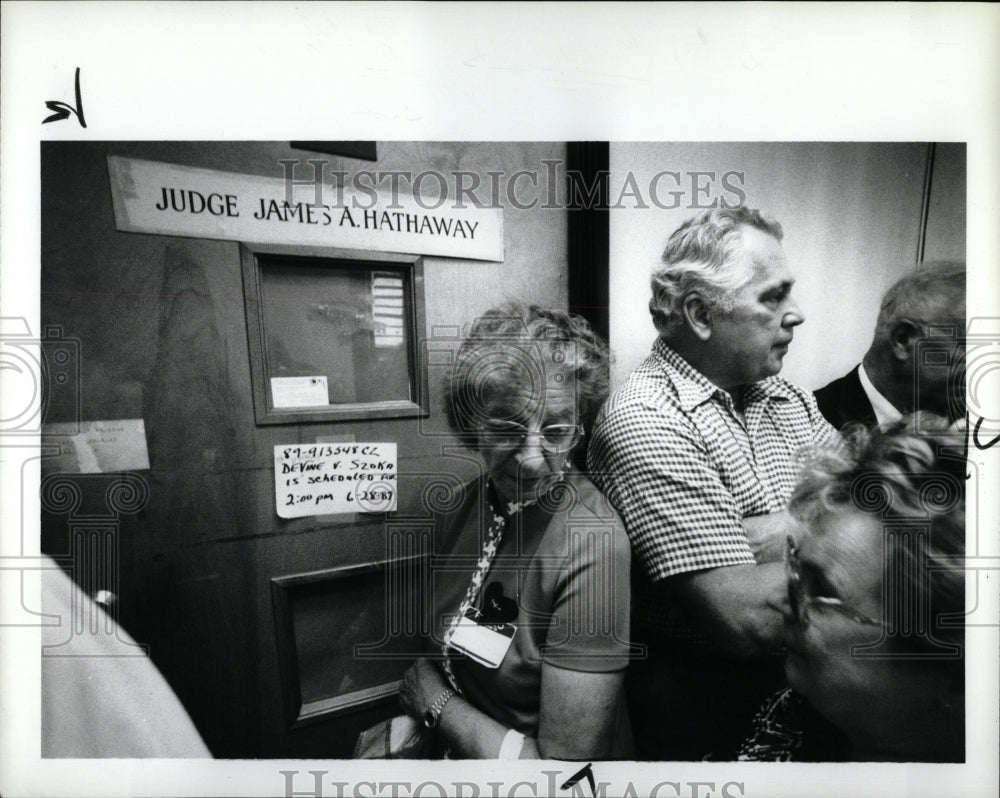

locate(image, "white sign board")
[[107, 156, 504, 261], [41, 419, 151, 474], [274, 442, 397, 518]]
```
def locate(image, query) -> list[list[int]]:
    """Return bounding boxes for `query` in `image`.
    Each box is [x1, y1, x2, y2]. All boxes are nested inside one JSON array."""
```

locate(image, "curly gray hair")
[[444, 303, 611, 449], [789, 415, 965, 670], [650, 207, 784, 337]]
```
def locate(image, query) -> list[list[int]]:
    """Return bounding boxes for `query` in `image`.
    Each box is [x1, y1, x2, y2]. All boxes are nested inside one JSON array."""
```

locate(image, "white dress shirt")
[[858, 363, 902, 426]]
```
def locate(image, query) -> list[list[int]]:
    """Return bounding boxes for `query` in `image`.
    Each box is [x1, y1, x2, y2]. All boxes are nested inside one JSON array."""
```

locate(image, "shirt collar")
[[652, 339, 721, 411], [858, 363, 902, 426], [653, 338, 795, 412]]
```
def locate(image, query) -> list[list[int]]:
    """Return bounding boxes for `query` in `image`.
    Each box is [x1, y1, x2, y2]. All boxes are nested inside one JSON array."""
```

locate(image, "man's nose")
[[783, 297, 805, 328]]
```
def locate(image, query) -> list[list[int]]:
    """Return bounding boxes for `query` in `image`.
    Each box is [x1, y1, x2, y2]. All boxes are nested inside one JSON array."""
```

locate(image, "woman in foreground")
[[739, 416, 965, 762], [398, 303, 633, 760]]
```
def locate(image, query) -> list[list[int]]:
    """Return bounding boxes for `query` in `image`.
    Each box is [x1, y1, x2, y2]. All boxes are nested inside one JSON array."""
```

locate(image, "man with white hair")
[[589, 207, 839, 759], [814, 261, 966, 429]]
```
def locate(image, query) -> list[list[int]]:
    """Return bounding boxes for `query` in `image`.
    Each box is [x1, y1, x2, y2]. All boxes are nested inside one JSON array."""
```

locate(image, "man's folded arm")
[[666, 561, 787, 658]]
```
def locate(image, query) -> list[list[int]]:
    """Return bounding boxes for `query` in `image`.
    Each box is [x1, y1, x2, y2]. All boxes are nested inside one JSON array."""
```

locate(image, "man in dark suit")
[[815, 261, 966, 429]]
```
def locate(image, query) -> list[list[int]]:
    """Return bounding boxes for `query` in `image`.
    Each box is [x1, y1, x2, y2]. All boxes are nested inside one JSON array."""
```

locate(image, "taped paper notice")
[[271, 376, 329, 408], [275, 442, 397, 518], [41, 419, 151, 473]]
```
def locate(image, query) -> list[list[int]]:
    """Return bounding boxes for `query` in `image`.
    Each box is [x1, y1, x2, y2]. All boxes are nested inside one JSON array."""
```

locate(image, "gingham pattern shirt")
[[588, 339, 839, 637]]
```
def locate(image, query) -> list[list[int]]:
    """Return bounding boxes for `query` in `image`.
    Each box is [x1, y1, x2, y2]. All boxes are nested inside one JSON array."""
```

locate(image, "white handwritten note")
[[41, 419, 151, 474], [274, 443, 397, 518]]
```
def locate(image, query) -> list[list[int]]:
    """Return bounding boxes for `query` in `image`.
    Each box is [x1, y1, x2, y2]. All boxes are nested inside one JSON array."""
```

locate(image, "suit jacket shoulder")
[[813, 365, 876, 430]]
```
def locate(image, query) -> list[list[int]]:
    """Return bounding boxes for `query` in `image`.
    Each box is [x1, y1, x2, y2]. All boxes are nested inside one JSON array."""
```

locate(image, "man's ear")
[[681, 293, 713, 341], [889, 319, 923, 361]]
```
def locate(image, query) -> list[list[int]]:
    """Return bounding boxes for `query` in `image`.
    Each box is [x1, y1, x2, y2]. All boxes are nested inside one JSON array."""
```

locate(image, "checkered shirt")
[[588, 339, 839, 638]]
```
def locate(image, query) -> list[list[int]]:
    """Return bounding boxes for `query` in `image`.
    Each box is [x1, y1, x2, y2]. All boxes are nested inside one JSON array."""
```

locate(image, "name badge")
[[447, 608, 516, 669]]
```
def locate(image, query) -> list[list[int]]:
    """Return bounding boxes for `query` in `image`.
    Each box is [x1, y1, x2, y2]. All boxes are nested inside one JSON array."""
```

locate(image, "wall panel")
[[40, 140, 568, 757], [608, 142, 929, 391]]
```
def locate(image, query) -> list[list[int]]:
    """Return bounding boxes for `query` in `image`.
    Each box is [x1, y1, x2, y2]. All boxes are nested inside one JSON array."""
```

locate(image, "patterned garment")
[[736, 687, 850, 762], [588, 338, 839, 636], [736, 687, 805, 761]]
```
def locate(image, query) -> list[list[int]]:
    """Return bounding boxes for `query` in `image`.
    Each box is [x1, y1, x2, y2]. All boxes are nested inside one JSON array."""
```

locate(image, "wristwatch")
[[423, 688, 456, 729]]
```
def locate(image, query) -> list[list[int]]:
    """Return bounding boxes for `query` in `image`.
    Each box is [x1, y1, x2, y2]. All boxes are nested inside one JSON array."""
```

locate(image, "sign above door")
[[107, 156, 504, 262]]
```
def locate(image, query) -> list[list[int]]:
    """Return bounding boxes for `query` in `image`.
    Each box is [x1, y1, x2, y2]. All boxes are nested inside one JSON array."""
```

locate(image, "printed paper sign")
[[41, 419, 151, 474], [270, 376, 329, 408], [275, 442, 397, 518], [107, 156, 504, 261]]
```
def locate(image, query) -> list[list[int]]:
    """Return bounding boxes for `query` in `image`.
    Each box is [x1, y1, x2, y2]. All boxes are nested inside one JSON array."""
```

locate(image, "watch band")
[[423, 688, 456, 729], [498, 728, 525, 759]]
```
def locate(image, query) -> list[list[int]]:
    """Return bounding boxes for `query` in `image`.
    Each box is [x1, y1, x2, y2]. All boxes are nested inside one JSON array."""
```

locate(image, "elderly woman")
[[739, 416, 965, 761], [398, 303, 633, 759]]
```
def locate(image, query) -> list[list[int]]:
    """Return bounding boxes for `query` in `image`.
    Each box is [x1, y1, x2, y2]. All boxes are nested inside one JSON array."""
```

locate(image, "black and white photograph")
[[1, 4, 998, 798]]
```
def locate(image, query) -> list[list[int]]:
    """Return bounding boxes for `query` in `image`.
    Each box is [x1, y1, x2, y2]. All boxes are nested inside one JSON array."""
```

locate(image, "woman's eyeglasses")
[[784, 535, 883, 630], [477, 420, 583, 454]]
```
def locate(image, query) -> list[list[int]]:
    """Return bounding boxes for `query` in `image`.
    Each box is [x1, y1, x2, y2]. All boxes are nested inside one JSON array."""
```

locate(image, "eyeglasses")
[[784, 536, 883, 630], [477, 420, 583, 454]]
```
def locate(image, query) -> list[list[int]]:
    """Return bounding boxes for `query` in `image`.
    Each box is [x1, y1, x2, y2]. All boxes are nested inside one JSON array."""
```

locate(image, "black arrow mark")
[[43, 67, 86, 128], [560, 763, 596, 796], [973, 416, 1000, 450]]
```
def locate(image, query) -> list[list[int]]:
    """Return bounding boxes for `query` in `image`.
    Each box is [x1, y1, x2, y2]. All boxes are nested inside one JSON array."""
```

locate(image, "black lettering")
[[188, 190, 206, 214], [206, 193, 225, 215], [282, 201, 303, 222], [166, 188, 186, 212]]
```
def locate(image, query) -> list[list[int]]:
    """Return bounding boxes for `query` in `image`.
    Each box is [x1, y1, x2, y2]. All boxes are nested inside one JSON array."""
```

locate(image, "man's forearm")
[[669, 561, 787, 657]]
